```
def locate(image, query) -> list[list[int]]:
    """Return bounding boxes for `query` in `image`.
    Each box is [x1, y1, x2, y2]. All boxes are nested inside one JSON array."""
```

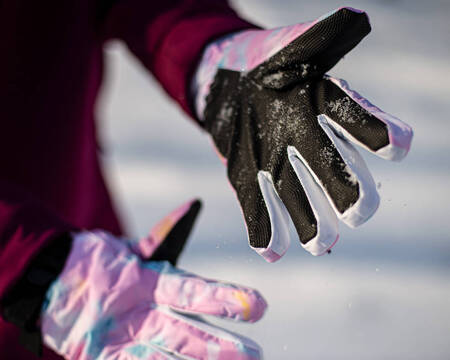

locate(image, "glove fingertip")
[[251, 171, 292, 263], [232, 288, 268, 323], [376, 122, 414, 161], [248, 290, 268, 322], [341, 188, 380, 228], [251, 246, 283, 263]]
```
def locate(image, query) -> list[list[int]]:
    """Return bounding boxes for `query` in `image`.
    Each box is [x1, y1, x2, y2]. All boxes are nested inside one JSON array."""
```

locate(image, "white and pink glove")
[[40, 201, 266, 360], [193, 7, 413, 262]]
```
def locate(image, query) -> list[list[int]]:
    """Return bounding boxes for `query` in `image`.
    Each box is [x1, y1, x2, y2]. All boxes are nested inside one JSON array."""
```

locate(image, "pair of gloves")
[[39, 7, 412, 360]]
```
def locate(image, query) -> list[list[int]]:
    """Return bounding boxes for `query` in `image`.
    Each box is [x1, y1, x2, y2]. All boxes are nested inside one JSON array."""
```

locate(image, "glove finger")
[[144, 261, 267, 322], [291, 114, 379, 228], [149, 199, 202, 265], [229, 149, 291, 262], [273, 152, 338, 255], [318, 76, 413, 161], [128, 305, 263, 360], [253, 7, 371, 89], [286, 105, 379, 227], [128, 199, 201, 263], [229, 172, 273, 254], [254, 171, 292, 262], [218, 91, 291, 262], [318, 114, 379, 226]]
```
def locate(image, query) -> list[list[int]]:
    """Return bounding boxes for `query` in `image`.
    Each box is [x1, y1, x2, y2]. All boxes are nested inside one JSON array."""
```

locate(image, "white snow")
[[263, 71, 284, 87]]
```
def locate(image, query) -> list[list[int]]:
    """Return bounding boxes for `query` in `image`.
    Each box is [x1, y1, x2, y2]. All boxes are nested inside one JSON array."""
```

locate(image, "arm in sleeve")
[[0, 181, 76, 299], [0, 180, 76, 355], [102, 0, 259, 120]]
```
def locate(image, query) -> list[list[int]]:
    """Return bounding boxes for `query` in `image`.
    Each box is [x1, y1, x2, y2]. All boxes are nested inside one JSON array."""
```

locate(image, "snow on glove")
[[192, 7, 413, 262], [40, 203, 266, 360]]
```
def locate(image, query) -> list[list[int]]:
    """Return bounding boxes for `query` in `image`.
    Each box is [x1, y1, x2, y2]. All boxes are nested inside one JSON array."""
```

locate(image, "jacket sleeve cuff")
[[0, 232, 73, 357]]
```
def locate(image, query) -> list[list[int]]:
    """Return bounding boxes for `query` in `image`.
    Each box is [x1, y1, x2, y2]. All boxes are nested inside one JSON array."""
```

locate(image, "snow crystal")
[[263, 71, 284, 87], [326, 97, 370, 124], [300, 63, 310, 77], [343, 164, 358, 186], [262, 98, 308, 172], [319, 146, 335, 167], [218, 102, 233, 122], [271, 99, 284, 114], [213, 101, 234, 135]]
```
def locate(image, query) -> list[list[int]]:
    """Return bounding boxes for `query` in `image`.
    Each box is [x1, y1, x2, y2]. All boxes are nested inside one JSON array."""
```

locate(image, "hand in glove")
[[40, 200, 266, 360], [193, 7, 413, 262]]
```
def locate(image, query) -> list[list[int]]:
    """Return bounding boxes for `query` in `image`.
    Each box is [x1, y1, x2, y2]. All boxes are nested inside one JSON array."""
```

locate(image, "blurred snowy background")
[[97, 0, 450, 359]]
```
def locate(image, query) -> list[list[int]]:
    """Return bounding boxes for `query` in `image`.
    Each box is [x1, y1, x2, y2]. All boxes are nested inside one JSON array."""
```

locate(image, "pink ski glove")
[[192, 7, 413, 262], [40, 202, 266, 360]]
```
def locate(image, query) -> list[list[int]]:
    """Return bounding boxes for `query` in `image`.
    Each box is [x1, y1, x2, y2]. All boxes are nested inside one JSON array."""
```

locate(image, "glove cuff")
[[191, 31, 243, 121], [0, 232, 73, 357]]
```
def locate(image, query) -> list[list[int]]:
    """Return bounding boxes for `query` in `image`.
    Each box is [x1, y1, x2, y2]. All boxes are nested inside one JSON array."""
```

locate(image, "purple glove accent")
[[41, 230, 266, 360]]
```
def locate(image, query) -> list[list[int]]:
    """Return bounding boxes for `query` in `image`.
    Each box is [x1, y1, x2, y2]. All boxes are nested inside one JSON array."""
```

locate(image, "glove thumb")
[[128, 199, 202, 265]]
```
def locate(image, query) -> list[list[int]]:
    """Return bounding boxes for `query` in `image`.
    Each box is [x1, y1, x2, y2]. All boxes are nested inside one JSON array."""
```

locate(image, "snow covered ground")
[[97, 0, 450, 358]]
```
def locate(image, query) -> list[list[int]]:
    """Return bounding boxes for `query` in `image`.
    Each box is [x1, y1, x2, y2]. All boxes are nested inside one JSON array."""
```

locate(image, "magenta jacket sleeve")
[[0, 181, 77, 300], [0, 1, 255, 299], [1, 0, 256, 319], [0, 0, 256, 305], [103, 0, 258, 119]]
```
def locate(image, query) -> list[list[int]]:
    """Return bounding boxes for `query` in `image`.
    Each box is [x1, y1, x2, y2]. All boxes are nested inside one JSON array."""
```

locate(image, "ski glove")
[[192, 7, 413, 262], [40, 200, 266, 360]]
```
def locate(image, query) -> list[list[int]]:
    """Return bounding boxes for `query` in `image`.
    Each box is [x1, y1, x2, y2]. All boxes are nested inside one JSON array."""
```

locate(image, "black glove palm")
[[198, 8, 412, 261]]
